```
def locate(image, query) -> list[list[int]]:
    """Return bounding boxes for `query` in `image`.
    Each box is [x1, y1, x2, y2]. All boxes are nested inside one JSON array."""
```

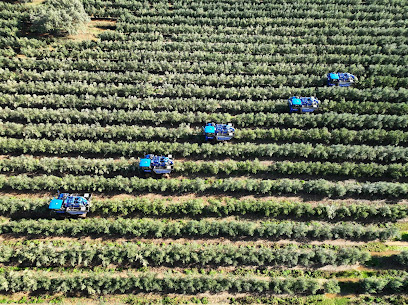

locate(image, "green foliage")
[[0, 195, 406, 222], [1, 137, 408, 165], [0, 0, 407, 301], [360, 277, 408, 294], [0, 93, 406, 116], [1, 155, 408, 181], [397, 251, 408, 266], [0, 271, 334, 295], [3, 121, 408, 146], [30, 0, 90, 36], [230, 295, 408, 305], [0, 104, 407, 131], [0, 174, 406, 198], [0, 242, 371, 268], [0, 218, 398, 241]]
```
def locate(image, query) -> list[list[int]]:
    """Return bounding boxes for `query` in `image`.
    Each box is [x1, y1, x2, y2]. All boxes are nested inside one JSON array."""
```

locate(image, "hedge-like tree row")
[[2, 67, 407, 92], [1, 174, 408, 198], [112, 30, 407, 52], [83, 0, 405, 12], [4, 122, 408, 146], [20, 46, 407, 67], [360, 277, 408, 294], [0, 271, 339, 295], [0, 242, 370, 268], [1, 107, 407, 130], [7, 82, 397, 102], [1, 94, 405, 115], [3, 57, 407, 80], [113, 18, 407, 36], [5, 30, 404, 57], [0, 218, 398, 241], [0, 68, 324, 89], [178, 160, 408, 179], [20, 38, 408, 67], [0, 138, 407, 164], [0, 93, 286, 112], [1, 155, 408, 180], [86, 1, 407, 22], [38, 37, 408, 58], [116, 22, 407, 38], [1, 195, 406, 221], [398, 251, 408, 266], [121, 13, 408, 30]]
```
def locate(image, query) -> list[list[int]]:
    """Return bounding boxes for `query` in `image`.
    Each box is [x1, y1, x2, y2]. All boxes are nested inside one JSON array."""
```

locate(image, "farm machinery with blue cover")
[[139, 154, 174, 176], [288, 96, 320, 113], [48, 192, 92, 218], [204, 123, 235, 141], [327, 72, 356, 87]]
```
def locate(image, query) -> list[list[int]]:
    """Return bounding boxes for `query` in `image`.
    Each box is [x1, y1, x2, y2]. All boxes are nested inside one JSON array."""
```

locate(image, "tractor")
[[288, 96, 320, 113], [204, 123, 235, 142], [139, 154, 174, 175], [48, 192, 92, 218], [327, 72, 356, 87]]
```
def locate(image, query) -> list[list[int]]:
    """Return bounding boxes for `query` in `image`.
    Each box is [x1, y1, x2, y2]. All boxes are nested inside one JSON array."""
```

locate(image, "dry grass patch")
[[67, 19, 116, 41], [25, 0, 46, 6]]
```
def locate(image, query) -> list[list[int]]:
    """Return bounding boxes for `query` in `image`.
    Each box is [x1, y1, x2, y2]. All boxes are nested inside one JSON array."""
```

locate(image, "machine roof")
[[329, 73, 339, 79], [49, 199, 63, 210], [291, 97, 302, 105], [139, 158, 151, 167]]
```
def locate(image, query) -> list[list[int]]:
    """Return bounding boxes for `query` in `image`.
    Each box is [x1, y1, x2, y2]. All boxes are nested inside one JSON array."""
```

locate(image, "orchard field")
[[0, 0, 408, 304]]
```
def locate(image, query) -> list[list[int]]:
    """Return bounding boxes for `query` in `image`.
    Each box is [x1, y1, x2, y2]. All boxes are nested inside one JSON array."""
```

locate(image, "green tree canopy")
[[30, 0, 90, 36]]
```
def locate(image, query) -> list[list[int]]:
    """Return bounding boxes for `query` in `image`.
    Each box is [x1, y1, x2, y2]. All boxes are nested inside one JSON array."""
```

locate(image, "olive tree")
[[30, 0, 90, 36]]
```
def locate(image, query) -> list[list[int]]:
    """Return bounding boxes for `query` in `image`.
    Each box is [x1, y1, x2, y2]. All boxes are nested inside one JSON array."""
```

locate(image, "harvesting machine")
[[48, 192, 92, 218], [327, 72, 356, 87], [204, 123, 235, 141], [288, 96, 320, 113], [139, 154, 174, 175]]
